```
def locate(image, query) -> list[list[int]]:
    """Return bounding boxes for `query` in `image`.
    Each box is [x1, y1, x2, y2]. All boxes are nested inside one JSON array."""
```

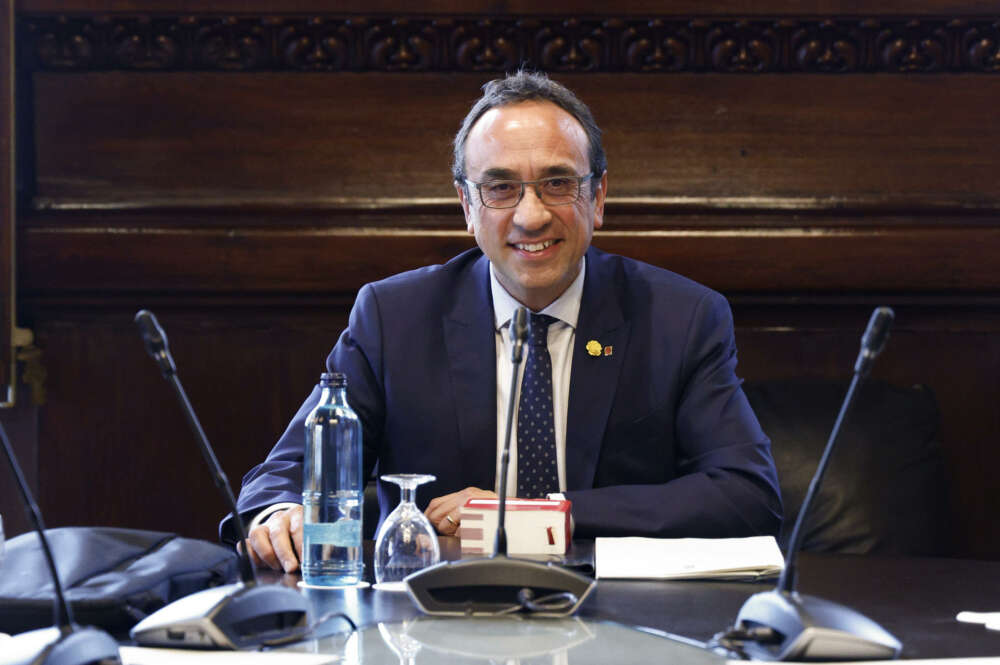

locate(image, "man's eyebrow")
[[478, 164, 582, 180], [480, 168, 519, 180], [538, 165, 580, 177]]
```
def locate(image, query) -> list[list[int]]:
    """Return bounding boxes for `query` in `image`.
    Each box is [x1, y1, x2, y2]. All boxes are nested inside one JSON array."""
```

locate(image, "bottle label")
[[304, 520, 361, 547]]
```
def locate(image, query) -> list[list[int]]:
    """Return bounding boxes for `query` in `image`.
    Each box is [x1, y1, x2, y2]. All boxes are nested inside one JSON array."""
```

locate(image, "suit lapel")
[[566, 249, 630, 490], [442, 254, 498, 489]]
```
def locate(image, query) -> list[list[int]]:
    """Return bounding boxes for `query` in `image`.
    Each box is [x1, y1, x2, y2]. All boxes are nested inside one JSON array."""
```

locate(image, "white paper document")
[[956, 611, 1000, 630], [595, 535, 785, 581]]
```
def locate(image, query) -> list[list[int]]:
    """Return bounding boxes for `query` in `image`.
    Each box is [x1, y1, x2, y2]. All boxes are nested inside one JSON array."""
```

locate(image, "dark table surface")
[[266, 538, 1000, 660]]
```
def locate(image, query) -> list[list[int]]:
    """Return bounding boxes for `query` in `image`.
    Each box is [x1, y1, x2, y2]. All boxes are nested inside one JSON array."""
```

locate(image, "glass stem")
[[400, 486, 417, 504]]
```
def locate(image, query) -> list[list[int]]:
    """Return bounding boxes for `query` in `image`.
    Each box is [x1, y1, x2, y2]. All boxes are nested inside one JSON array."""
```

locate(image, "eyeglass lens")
[[479, 177, 584, 208]]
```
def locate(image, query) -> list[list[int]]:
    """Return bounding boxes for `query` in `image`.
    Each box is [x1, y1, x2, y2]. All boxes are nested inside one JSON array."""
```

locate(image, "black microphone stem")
[[0, 421, 74, 629], [779, 306, 893, 593], [777, 371, 862, 593], [135, 310, 255, 585], [494, 356, 522, 557], [131, 310, 310, 650], [495, 307, 529, 557]]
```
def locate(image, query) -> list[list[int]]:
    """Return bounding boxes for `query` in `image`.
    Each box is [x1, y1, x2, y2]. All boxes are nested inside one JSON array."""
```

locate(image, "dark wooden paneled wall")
[[5, 2, 1000, 559]]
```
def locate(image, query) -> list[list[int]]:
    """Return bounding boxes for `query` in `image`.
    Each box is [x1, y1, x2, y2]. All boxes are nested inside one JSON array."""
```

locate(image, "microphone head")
[[510, 307, 528, 343], [854, 306, 894, 375], [510, 307, 529, 363], [861, 306, 894, 356], [135, 309, 177, 375]]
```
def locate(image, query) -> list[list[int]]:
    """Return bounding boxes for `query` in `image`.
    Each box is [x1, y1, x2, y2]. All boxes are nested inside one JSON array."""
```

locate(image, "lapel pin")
[[585, 340, 602, 357], [604, 345, 613, 356]]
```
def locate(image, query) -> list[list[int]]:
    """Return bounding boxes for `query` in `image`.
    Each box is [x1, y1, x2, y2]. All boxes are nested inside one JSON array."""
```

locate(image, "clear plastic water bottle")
[[302, 372, 363, 586]]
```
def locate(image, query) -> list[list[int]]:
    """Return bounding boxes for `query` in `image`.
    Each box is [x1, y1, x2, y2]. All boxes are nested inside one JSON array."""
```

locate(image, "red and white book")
[[459, 498, 571, 555]]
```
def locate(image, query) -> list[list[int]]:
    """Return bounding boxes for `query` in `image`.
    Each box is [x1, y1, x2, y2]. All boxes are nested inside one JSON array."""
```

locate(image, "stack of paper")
[[461, 498, 571, 555], [595, 536, 785, 581]]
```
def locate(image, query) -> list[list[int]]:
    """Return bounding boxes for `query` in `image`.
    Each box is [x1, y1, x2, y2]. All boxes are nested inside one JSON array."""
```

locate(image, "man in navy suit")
[[232, 71, 782, 573]]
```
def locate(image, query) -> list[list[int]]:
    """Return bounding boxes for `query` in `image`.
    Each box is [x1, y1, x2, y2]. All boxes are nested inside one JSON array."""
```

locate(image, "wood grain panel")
[[29, 304, 350, 540], [32, 72, 470, 208], [0, 387, 39, 537], [19, 224, 1000, 295], [31, 73, 1000, 211]]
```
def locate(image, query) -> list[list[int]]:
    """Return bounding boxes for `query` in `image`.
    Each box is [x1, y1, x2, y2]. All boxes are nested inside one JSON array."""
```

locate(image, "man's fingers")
[[427, 504, 460, 535], [247, 524, 281, 570], [439, 513, 461, 536], [268, 511, 300, 573], [288, 506, 304, 563], [425, 487, 499, 535], [243, 507, 304, 573], [425, 494, 462, 528], [424, 495, 453, 523]]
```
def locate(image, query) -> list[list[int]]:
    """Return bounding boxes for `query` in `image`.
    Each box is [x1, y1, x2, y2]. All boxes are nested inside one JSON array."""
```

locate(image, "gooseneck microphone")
[[1, 423, 121, 665], [134, 310, 253, 584], [727, 307, 902, 661], [777, 306, 895, 598], [405, 307, 595, 616], [129, 310, 309, 649]]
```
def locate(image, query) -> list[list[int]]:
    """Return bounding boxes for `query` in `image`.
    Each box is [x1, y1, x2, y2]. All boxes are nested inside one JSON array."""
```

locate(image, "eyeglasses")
[[465, 174, 593, 209]]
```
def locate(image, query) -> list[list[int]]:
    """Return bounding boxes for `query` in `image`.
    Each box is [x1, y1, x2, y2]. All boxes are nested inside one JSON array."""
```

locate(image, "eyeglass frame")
[[464, 173, 596, 209]]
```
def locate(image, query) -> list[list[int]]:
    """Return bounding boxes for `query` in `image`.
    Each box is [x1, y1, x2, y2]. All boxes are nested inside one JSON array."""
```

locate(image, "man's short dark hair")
[[452, 70, 607, 188]]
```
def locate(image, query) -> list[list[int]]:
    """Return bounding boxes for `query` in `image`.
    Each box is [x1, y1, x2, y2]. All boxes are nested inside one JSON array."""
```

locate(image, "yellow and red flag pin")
[[586, 340, 613, 357]]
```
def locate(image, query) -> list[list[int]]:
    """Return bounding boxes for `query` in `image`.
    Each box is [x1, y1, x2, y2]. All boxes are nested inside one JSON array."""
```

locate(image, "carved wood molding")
[[17, 15, 1000, 73]]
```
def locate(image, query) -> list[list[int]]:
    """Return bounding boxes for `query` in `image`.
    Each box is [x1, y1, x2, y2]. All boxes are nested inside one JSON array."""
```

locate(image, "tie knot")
[[528, 313, 556, 346]]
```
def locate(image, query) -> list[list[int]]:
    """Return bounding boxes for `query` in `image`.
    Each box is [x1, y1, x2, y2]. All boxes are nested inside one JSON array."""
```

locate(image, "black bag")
[[0, 527, 239, 637]]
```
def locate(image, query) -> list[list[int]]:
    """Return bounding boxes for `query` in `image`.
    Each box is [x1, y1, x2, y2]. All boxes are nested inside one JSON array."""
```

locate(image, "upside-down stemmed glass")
[[374, 474, 441, 587]]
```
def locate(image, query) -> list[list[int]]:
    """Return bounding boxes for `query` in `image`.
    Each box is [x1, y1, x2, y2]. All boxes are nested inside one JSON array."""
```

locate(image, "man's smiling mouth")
[[512, 239, 558, 252]]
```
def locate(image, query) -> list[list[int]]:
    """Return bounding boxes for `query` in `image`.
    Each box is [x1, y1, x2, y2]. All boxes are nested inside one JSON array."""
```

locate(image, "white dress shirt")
[[490, 259, 585, 498]]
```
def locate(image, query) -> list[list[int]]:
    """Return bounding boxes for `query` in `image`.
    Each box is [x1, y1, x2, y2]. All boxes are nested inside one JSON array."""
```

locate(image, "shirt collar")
[[490, 258, 586, 332]]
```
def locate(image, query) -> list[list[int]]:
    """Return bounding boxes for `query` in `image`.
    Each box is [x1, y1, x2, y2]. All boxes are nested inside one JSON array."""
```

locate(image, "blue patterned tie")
[[517, 313, 559, 498]]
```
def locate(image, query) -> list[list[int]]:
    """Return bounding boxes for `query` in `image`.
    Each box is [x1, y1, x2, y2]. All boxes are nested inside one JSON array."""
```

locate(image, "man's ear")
[[455, 181, 475, 234], [592, 171, 608, 230]]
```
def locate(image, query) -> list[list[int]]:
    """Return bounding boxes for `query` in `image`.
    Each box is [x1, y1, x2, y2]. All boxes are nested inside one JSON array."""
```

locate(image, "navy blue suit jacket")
[[227, 247, 782, 540]]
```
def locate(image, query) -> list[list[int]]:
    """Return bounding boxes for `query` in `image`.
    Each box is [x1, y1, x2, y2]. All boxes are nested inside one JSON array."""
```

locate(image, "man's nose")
[[512, 185, 552, 231]]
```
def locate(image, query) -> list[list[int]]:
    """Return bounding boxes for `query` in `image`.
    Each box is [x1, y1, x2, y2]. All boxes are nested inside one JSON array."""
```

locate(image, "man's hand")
[[425, 487, 498, 536], [244, 505, 304, 573]]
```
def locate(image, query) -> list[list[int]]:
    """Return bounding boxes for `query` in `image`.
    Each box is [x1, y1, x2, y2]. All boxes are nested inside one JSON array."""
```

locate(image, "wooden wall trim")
[[16, 13, 1000, 74], [20, 224, 1000, 295]]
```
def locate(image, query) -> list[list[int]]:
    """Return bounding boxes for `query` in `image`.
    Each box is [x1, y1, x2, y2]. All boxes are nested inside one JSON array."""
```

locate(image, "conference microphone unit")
[[0, 423, 121, 665], [128, 310, 309, 650], [405, 307, 596, 616], [728, 306, 902, 661]]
